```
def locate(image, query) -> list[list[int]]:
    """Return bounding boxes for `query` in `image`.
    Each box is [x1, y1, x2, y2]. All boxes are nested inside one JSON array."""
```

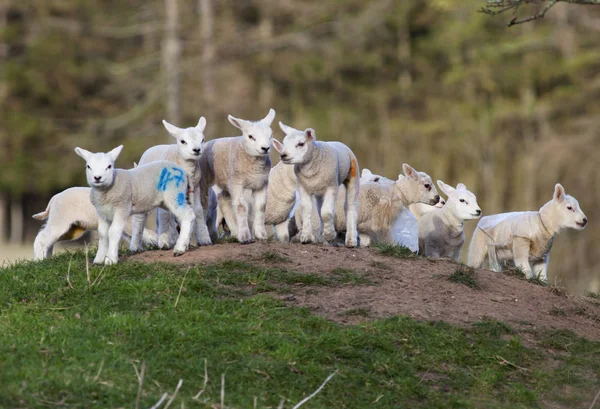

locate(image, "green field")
[[1, 250, 599, 408]]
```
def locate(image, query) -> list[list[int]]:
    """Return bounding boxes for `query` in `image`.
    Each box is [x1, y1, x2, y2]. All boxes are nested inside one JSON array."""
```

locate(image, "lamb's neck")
[[392, 179, 412, 208], [296, 144, 325, 178], [538, 202, 561, 238], [439, 207, 464, 233]]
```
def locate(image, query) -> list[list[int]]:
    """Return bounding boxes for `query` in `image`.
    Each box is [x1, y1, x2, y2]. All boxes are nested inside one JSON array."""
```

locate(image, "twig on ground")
[[174, 267, 190, 309], [496, 355, 529, 371], [291, 370, 338, 409], [221, 374, 225, 409], [93, 359, 104, 382], [192, 359, 209, 400], [277, 398, 285, 409], [85, 244, 91, 287], [589, 387, 600, 409], [91, 265, 107, 287], [66, 255, 74, 289], [133, 361, 146, 409], [148, 393, 168, 409], [164, 379, 183, 409]]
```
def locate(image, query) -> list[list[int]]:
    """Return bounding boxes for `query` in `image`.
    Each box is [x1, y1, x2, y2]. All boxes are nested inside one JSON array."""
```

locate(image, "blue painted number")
[[157, 167, 185, 191]]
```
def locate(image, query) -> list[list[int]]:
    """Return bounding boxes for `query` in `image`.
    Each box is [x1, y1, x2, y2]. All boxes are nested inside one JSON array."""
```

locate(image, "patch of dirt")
[[129, 242, 600, 340]]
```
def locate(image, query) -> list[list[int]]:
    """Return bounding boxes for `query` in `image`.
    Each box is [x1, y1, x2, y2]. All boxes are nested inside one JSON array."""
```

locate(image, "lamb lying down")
[[32, 187, 158, 261], [74, 145, 196, 265], [416, 181, 481, 260], [468, 183, 587, 280]]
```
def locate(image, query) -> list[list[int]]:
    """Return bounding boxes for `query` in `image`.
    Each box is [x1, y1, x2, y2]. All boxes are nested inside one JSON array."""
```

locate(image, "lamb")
[[360, 168, 393, 185], [467, 183, 587, 280], [132, 117, 212, 251], [199, 109, 276, 244], [32, 187, 159, 261], [333, 164, 440, 246], [274, 122, 360, 247], [74, 145, 195, 265], [416, 181, 481, 260]]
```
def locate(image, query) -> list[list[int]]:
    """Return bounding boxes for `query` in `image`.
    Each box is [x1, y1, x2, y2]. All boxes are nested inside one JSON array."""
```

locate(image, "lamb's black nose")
[[476, 209, 482, 216], [193, 148, 201, 155], [280, 153, 288, 159], [582, 218, 588, 225], [261, 146, 270, 153], [94, 176, 101, 182], [433, 195, 440, 203]]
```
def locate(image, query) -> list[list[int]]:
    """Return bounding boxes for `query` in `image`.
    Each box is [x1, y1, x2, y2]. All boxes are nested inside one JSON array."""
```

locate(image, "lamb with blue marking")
[[74, 145, 195, 265]]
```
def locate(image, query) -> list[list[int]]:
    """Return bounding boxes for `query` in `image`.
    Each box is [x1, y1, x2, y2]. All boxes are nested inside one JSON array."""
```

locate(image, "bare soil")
[[129, 242, 600, 340]]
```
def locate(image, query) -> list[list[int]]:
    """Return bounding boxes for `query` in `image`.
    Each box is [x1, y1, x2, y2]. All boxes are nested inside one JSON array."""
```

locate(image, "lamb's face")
[[276, 122, 315, 165], [74, 145, 123, 189], [228, 109, 275, 157], [360, 169, 394, 185], [163, 117, 207, 161], [438, 181, 482, 221], [550, 184, 588, 230], [395, 164, 440, 205]]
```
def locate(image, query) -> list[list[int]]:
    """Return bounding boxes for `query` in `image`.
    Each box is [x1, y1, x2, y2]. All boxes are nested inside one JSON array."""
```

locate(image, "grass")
[[373, 243, 415, 259], [329, 268, 373, 285], [448, 265, 481, 290], [260, 251, 289, 263], [1, 251, 600, 408]]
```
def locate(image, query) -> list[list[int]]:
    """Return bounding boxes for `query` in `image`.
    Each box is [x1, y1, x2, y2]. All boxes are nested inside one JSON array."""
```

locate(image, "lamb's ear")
[[228, 114, 247, 131], [402, 163, 418, 180], [108, 145, 124, 162], [305, 128, 316, 141], [196, 116, 207, 131], [74, 147, 92, 162], [361, 169, 373, 178], [133, 162, 138, 168], [272, 139, 284, 154], [553, 183, 566, 203], [456, 183, 467, 191], [437, 180, 455, 196], [262, 108, 276, 125], [162, 120, 181, 139], [278, 121, 295, 135]]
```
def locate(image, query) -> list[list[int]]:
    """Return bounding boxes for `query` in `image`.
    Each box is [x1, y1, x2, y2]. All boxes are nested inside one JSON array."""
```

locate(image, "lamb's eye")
[[87, 165, 91, 170], [374, 177, 380, 182], [297, 142, 305, 148], [567, 206, 573, 210], [180, 140, 187, 145], [460, 199, 466, 203], [107, 165, 112, 170], [424, 183, 431, 190], [248, 135, 255, 141]]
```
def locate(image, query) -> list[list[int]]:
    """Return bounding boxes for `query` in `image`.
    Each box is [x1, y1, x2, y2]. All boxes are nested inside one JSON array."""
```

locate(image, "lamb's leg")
[[33, 223, 68, 261], [467, 227, 488, 268], [106, 212, 128, 265], [156, 209, 175, 249], [219, 191, 238, 238], [231, 183, 253, 244], [130, 213, 147, 253], [321, 187, 338, 243], [344, 178, 359, 248], [512, 237, 533, 278], [359, 233, 371, 248], [298, 185, 316, 244], [193, 188, 212, 246], [171, 206, 195, 256], [252, 186, 268, 241], [200, 179, 218, 242], [274, 220, 290, 242], [532, 258, 548, 282], [206, 188, 219, 242], [94, 217, 110, 265]]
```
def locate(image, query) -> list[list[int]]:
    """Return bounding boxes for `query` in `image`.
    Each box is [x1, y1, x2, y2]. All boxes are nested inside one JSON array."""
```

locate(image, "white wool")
[[133, 117, 212, 250], [417, 180, 481, 260], [468, 183, 587, 280], [199, 109, 276, 244], [32, 187, 159, 260], [275, 121, 360, 248], [74, 145, 196, 265]]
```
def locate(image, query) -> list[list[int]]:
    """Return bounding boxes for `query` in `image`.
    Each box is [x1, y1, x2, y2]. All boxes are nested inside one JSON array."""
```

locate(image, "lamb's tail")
[[32, 194, 57, 220], [467, 226, 488, 268]]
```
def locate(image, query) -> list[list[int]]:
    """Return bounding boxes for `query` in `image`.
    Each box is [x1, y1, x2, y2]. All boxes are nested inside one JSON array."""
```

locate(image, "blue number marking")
[[157, 167, 186, 191], [177, 192, 186, 207]]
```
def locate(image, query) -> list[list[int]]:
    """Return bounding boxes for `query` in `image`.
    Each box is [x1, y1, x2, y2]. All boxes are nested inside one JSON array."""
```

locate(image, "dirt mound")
[[129, 242, 600, 340]]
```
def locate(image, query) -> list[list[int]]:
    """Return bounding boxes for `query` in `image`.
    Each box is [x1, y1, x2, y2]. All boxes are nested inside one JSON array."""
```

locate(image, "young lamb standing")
[[199, 109, 276, 244], [333, 164, 440, 246], [132, 117, 212, 251], [416, 181, 481, 260], [468, 183, 587, 280], [274, 122, 360, 247], [32, 187, 158, 260], [74, 145, 195, 265]]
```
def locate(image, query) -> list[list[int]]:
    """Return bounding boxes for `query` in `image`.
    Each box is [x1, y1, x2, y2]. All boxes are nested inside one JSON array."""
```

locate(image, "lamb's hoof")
[[173, 249, 185, 257], [323, 232, 336, 243], [105, 257, 118, 265], [345, 238, 359, 248], [196, 237, 213, 246], [300, 234, 315, 244]]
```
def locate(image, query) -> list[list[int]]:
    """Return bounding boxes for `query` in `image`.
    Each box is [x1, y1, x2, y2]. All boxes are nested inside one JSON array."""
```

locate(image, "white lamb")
[[74, 145, 195, 265], [416, 181, 481, 260], [274, 122, 360, 247], [132, 117, 212, 251], [333, 164, 440, 246], [468, 183, 587, 280], [32, 187, 159, 261], [199, 109, 276, 244], [360, 168, 393, 185]]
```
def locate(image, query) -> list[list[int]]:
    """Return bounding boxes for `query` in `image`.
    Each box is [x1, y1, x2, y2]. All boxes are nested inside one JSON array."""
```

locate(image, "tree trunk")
[[258, 4, 274, 110], [199, 0, 216, 119], [9, 197, 23, 244], [163, 0, 181, 128]]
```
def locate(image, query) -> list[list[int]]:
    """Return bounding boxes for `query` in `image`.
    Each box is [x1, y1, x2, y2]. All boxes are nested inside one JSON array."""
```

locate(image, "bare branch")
[[480, 0, 600, 26], [507, 0, 558, 26], [291, 370, 338, 409]]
